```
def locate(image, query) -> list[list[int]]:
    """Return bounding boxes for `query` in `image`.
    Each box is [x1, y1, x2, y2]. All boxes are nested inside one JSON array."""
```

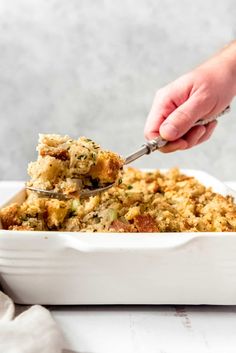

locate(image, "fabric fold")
[[0, 291, 64, 353]]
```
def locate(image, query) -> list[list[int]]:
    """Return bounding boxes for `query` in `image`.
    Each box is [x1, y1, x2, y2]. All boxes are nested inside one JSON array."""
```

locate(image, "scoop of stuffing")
[[27, 134, 124, 194]]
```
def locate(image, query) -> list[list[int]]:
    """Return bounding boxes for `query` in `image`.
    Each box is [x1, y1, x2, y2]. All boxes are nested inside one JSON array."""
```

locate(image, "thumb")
[[159, 95, 209, 141]]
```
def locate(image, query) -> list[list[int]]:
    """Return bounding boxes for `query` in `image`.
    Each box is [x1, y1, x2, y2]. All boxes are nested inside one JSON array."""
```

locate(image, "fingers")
[[159, 94, 212, 141], [159, 139, 188, 153], [144, 89, 178, 140], [183, 125, 206, 148], [144, 76, 198, 141], [144, 74, 217, 153], [159, 121, 217, 153], [197, 120, 218, 144]]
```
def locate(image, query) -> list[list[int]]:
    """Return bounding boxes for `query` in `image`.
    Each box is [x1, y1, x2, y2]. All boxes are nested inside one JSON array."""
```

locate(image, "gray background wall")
[[0, 0, 235, 181]]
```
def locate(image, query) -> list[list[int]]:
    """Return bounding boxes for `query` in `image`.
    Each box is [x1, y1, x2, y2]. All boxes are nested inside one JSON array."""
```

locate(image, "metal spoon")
[[26, 184, 113, 201], [26, 106, 230, 200]]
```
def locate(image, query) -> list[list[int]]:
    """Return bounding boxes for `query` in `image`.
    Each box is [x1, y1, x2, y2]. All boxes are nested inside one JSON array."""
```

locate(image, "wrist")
[[215, 41, 236, 96], [197, 43, 236, 97]]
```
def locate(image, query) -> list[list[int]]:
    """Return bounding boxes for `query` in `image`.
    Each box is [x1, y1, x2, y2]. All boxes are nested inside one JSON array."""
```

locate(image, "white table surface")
[[1, 181, 236, 353]]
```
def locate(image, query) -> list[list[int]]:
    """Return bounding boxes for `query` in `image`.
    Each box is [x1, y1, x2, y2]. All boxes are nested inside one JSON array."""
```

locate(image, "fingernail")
[[161, 123, 179, 140]]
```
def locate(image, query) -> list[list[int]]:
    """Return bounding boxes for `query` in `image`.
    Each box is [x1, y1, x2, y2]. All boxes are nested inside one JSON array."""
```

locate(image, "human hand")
[[144, 43, 236, 152]]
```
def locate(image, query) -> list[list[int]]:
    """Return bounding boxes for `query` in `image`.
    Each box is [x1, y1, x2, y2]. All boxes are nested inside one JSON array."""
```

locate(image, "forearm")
[[219, 40, 236, 65], [220, 41, 236, 95], [198, 40, 236, 96]]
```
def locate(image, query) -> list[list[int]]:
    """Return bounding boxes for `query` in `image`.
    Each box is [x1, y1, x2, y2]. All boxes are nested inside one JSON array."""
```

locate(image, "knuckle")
[[195, 91, 212, 107], [154, 89, 162, 101], [155, 87, 165, 98], [154, 89, 166, 104]]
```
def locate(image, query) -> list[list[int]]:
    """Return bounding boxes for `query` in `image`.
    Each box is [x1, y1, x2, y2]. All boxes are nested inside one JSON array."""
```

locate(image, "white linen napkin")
[[0, 291, 64, 353]]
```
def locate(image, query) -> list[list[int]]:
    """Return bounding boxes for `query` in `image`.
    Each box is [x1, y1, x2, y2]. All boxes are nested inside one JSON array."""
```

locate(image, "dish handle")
[[63, 234, 199, 253]]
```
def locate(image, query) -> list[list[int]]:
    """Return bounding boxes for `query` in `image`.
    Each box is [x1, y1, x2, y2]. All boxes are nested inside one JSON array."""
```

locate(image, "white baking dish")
[[0, 169, 236, 305]]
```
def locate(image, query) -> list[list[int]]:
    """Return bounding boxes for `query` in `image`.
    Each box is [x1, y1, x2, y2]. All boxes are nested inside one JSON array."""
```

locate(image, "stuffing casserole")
[[1, 134, 236, 232], [0, 163, 236, 232]]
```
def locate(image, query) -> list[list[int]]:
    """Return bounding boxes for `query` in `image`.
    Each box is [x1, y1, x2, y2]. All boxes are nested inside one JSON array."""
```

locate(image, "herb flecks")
[[118, 178, 122, 185], [77, 154, 88, 160]]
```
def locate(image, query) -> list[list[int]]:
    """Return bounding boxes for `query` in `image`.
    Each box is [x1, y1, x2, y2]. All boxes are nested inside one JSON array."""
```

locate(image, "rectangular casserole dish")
[[0, 169, 236, 305]]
